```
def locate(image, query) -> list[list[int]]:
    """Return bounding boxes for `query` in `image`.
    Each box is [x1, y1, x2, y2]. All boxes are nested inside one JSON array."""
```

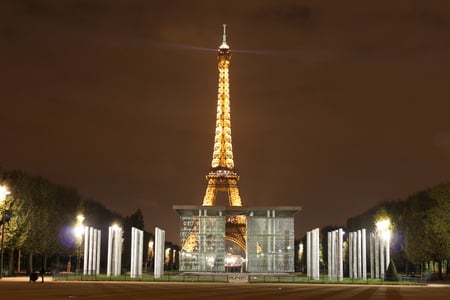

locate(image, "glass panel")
[[247, 216, 295, 272], [179, 215, 225, 272]]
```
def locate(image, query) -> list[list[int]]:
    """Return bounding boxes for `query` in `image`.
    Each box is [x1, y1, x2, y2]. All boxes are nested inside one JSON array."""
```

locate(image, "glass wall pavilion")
[[173, 205, 301, 273]]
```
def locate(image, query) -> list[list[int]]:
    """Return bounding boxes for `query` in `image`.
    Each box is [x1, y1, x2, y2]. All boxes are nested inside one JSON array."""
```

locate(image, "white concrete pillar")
[[338, 229, 343, 281], [154, 227, 165, 278], [91, 229, 97, 275], [380, 237, 385, 279], [362, 228, 367, 280], [107, 225, 123, 276], [83, 226, 89, 275], [385, 239, 391, 270], [357, 230, 362, 278], [309, 228, 320, 280], [375, 233, 380, 279], [327, 232, 332, 280], [307, 231, 312, 280], [130, 227, 143, 278], [96, 230, 101, 275], [370, 232, 374, 279], [348, 232, 354, 278], [88, 227, 93, 274]]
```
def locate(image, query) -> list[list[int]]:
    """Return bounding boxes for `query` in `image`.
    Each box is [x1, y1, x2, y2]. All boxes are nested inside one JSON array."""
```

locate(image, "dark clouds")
[[1, 0, 450, 242]]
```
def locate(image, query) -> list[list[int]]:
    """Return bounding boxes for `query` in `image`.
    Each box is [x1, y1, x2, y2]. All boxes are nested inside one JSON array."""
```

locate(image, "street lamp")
[[376, 218, 392, 276], [0, 185, 11, 279], [74, 214, 85, 274], [165, 248, 171, 269], [298, 242, 304, 272], [376, 219, 391, 240], [148, 241, 154, 272], [172, 249, 177, 270]]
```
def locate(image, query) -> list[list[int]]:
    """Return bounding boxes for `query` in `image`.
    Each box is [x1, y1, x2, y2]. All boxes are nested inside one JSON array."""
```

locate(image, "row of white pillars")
[[307, 228, 391, 280], [327, 229, 343, 281], [83, 226, 101, 275], [307, 228, 320, 280], [349, 229, 367, 279], [78, 226, 164, 277], [107, 225, 123, 276], [370, 232, 390, 279]]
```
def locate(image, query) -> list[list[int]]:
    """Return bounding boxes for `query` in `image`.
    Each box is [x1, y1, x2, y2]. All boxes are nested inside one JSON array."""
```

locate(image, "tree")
[[425, 183, 450, 278], [403, 183, 450, 279], [122, 209, 146, 269]]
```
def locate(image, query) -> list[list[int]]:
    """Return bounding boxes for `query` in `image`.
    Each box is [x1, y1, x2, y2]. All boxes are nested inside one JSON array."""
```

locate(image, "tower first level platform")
[[173, 205, 301, 273]]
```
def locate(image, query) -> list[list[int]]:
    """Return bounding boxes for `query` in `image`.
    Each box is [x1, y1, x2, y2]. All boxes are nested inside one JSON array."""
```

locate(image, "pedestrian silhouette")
[[39, 267, 45, 283]]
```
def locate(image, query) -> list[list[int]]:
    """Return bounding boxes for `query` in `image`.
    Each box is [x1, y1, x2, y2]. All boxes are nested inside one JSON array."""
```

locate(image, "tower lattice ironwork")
[[199, 25, 246, 253], [181, 25, 246, 256], [202, 24, 243, 208]]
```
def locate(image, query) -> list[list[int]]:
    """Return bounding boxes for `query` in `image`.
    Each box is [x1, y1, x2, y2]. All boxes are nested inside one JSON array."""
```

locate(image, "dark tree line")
[[0, 168, 155, 275], [295, 182, 450, 279], [345, 182, 449, 278]]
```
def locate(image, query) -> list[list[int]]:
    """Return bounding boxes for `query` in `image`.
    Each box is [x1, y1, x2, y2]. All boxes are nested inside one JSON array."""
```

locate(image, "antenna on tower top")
[[222, 24, 227, 43], [220, 24, 229, 49]]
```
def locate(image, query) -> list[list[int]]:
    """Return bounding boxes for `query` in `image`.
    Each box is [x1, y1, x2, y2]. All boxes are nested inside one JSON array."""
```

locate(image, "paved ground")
[[0, 277, 448, 300]]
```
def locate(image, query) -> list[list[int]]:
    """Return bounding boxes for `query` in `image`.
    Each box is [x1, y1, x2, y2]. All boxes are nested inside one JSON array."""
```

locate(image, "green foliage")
[[403, 182, 450, 265], [426, 183, 450, 261], [345, 182, 449, 277], [0, 168, 151, 273]]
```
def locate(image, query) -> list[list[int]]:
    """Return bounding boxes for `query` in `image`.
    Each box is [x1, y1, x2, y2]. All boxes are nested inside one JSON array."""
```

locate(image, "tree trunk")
[[43, 254, 47, 269], [17, 249, 21, 273], [27, 252, 33, 274], [437, 260, 443, 280], [8, 248, 14, 275]]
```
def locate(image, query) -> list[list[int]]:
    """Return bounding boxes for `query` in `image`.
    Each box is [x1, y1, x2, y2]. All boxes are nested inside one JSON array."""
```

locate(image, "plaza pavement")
[[0, 276, 448, 300]]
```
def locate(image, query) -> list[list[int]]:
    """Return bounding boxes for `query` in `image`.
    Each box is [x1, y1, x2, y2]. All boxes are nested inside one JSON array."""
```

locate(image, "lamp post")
[[376, 218, 391, 277], [148, 241, 154, 272], [172, 249, 177, 270], [74, 214, 85, 274], [298, 242, 304, 273], [165, 248, 171, 269], [0, 185, 11, 279]]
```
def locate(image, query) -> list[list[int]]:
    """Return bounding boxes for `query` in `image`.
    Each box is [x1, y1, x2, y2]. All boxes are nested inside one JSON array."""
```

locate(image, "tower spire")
[[220, 24, 229, 49], [202, 25, 242, 207]]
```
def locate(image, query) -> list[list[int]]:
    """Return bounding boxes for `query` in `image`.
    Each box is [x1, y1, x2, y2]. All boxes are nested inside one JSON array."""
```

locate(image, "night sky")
[[1, 0, 450, 243]]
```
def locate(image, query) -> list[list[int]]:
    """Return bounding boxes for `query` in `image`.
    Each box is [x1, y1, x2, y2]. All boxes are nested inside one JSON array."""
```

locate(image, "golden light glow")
[[76, 214, 85, 224], [74, 214, 85, 238], [199, 26, 247, 257], [0, 185, 11, 202], [182, 234, 197, 252], [202, 25, 243, 207], [211, 54, 234, 169], [376, 218, 391, 241]]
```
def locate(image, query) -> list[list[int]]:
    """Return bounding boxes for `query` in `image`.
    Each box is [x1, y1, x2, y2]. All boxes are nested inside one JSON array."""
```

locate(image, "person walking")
[[39, 267, 45, 283]]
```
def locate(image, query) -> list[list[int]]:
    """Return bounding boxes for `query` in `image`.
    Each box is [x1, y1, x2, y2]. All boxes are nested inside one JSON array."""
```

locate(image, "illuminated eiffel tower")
[[202, 24, 243, 208], [203, 24, 246, 253], [179, 25, 246, 257], [174, 25, 301, 272]]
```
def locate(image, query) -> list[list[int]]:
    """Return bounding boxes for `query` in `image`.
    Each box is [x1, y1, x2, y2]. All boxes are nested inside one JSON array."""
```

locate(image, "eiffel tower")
[[174, 25, 301, 272], [202, 24, 246, 253], [202, 24, 242, 208]]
